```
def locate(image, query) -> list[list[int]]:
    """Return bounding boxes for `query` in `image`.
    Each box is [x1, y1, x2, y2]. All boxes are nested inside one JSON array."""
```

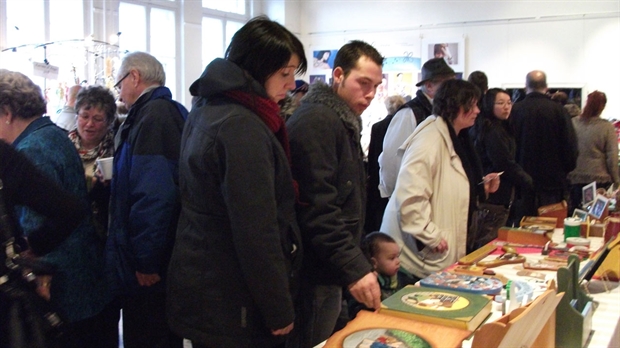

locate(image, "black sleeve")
[[484, 128, 533, 191], [0, 141, 87, 255]]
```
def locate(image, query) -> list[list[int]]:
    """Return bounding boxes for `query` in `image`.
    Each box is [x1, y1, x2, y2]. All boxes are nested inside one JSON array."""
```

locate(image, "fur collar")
[[301, 82, 362, 143]]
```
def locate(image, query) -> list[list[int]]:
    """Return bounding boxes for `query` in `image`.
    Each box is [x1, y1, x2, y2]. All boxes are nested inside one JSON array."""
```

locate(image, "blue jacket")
[[107, 86, 187, 296], [13, 117, 110, 322]]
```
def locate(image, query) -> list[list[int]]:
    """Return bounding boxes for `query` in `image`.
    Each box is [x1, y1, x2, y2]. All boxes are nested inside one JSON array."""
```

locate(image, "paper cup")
[[96, 157, 114, 180]]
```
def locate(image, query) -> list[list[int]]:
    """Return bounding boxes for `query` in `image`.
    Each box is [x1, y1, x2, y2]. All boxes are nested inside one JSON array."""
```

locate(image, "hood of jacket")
[[300, 82, 362, 144], [189, 58, 270, 101]]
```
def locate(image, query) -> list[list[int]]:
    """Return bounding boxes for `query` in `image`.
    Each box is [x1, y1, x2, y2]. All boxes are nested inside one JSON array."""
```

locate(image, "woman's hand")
[[433, 238, 449, 253], [271, 322, 294, 336], [483, 172, 501, 194]]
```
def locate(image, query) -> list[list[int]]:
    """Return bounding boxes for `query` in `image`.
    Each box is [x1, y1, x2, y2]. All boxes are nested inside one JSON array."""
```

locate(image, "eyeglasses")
[[77, 113, 107, 125], [494, 101, 513, 107], [114, 72, 130, 92]]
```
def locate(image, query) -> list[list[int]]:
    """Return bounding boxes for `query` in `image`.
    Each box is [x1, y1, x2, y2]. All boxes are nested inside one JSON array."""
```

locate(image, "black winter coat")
[[510, 92, 578, 192], [166, 59, 303, 347], [287, 83, 372, 288], [471, 116, 533, 207]]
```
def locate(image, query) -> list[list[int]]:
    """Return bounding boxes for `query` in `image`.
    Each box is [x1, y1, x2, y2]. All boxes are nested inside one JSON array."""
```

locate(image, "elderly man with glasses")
[[105, 51, 188, 348]]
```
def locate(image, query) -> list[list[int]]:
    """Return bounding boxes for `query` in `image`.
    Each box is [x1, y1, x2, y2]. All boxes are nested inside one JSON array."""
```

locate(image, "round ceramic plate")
[[343, 328, 431, 348]]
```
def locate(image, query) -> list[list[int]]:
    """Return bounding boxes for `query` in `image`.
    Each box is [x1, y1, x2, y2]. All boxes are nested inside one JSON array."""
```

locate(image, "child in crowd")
[[346, 232, 403, 320], [361, 232, 402, 300]]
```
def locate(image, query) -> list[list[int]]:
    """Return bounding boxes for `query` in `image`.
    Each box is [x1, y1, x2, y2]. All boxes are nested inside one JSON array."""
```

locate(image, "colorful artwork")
[[420, 271, 504, 295], [343, 328, 431, 348]]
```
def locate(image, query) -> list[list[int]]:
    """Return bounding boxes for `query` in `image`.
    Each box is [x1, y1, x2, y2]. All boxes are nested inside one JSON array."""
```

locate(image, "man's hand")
[[135, 272, 161, 287], [271, 322, 294, 336], [36, 275, 52, 301], [348, 272, 381, 310]]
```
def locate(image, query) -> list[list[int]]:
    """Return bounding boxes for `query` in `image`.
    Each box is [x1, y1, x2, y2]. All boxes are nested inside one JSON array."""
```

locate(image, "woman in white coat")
[[380, 79, 500, 284]]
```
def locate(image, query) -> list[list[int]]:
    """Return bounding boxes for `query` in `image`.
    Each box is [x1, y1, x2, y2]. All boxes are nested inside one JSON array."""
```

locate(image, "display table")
[[317, 229, 620, 347], [461, 229, 619, 347]]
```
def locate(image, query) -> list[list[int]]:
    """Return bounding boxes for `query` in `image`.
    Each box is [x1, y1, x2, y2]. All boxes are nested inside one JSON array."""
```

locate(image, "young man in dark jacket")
[[286, 40, 384, 348]]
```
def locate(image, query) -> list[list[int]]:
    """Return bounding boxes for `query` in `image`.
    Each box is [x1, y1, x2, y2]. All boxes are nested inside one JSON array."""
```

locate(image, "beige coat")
[[380, 116, 470, 278]]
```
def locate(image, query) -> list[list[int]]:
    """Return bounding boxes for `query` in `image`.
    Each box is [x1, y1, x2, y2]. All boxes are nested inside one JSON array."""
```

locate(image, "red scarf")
[[224, 90, 299, 197]]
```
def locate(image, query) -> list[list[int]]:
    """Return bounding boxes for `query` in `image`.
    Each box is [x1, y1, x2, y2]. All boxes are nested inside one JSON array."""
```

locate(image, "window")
[[200, 17, 243, 69], [119, 3, 147, 52], [202, 0, 246, 15], [50, 0, 83, 41], [118, 1, 178, 99], [201, 17, 224, 68]]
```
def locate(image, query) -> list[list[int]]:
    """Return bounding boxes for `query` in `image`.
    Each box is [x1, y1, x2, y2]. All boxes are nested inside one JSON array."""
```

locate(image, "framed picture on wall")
[[312, 49, 338, 70], [421, 37, 465, 76]]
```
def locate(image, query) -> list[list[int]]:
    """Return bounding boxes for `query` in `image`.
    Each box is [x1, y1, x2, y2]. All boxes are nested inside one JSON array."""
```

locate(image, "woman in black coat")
[[167, 17, 307, 348], [470, 88, 534, 248]]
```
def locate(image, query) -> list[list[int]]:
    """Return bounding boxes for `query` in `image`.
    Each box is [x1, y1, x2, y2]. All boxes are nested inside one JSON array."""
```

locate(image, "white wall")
[[296, 0, 620, 119]]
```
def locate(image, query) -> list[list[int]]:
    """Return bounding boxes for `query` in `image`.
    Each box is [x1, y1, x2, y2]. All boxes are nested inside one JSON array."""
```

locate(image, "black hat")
[[416, 58, 455, 87]]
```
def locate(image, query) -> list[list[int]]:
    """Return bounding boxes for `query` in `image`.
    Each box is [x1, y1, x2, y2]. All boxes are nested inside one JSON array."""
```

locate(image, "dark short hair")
[[0, 69, 46, 119], [361, 232, 397, 260], [332, 40, 383, 78], [467, 71, 488, 94], [433, 79, 481, 122], [225, 16, 307, 86], [75, 85, 117, 125]]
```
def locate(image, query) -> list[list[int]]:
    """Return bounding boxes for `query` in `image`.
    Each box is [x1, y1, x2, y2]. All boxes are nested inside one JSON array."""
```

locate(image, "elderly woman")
[[69, 85, 116, 235], [0, 69, 113, 347], [568, 91, 619, 214], [381, 79, 500, 284]]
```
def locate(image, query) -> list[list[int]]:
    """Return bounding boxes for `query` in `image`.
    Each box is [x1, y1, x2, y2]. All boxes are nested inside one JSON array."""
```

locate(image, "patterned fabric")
[[68, 129, 115, 173]]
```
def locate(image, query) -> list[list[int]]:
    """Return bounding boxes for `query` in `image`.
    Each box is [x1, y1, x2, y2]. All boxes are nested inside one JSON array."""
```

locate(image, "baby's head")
[[361, 232, 401, 277]]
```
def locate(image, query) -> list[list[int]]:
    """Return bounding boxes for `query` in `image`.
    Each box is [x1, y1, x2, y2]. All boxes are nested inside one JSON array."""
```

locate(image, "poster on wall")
[[312, 49, 338, 70], [309, 74, 326, 85], [421, 37, 465, 77]]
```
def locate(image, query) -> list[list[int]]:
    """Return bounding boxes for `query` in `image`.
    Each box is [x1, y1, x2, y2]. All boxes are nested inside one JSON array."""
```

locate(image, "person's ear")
[[370, 256, 378, 270], [333, 67, 345, 85]]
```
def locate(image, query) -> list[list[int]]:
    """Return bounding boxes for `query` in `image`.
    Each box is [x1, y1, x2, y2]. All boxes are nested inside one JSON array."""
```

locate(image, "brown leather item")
[[477, 253, 526, 268]]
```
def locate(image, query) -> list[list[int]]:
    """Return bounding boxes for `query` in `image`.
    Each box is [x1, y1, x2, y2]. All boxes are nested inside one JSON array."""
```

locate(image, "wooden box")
[[520, 216, 557, 230], [497, 227, 553, 246], [538, 201, 567, 227]]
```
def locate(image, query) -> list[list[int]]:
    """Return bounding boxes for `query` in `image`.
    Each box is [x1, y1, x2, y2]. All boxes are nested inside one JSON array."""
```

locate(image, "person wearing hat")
[[378, 58, 455, 198]]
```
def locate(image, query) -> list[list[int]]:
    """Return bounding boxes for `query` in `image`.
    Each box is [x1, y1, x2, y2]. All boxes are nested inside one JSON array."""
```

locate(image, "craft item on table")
[[541, 241, 551, 255], [477, 246, 526, 268], [380, 286, 492, 331], [545, 250, 583, 263], [517, 270, 547, 280], [520, 216, 557, 230], [458, 243, 498, 265], [452, 264, 487, 276], [325, 310, 471, 348], [497, 227, 553, 246], [523, 259, 565, 271], [537, 200, 568, 227], [420, 271, 504, 295]]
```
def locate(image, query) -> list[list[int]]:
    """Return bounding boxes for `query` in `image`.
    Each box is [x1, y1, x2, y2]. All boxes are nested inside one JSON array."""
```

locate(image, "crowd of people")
[[0, 14, 616, 348]]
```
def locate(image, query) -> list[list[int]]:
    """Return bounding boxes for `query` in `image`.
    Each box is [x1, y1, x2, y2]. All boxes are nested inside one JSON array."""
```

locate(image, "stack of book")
[[379, 285, 492, 332]]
